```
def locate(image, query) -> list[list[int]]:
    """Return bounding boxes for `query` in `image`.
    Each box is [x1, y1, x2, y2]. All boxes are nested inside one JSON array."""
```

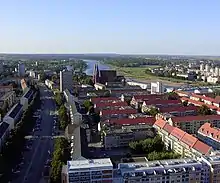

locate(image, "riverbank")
[[111, 66, 187, 87]]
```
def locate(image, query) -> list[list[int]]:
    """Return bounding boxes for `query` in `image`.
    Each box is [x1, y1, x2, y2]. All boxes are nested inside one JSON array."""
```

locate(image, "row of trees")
[[0, 87, 41, 182], [54, 92, 63, 107], [129, 135, 180, 161], [58, 105, 69, 130], [50, 137, 71, 183]]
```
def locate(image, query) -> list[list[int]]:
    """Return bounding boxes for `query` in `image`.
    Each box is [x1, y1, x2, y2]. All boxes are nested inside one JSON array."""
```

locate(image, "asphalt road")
[[12, 84, 56, 183]]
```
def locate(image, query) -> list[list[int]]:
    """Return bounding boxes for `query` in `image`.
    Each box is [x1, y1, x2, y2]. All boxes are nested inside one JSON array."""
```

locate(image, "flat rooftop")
[[67, 158, 113, 170]]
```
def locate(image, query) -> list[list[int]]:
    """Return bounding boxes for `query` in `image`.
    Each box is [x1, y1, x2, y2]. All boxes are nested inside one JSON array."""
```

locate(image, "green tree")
[[197, 105, 211, 115], [58, 105, 69, 130], [182, 100, 188, 106], [147, 107, 159, 117], [83, 100, 93, 112], [54, 92, 63, 106]]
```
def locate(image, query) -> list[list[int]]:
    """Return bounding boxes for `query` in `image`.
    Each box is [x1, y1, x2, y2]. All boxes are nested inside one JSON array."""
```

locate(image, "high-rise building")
[[0, 61, 3, 73], [200, 63, 204, 71], [205, 64, 210, 72], [215, 67, 219, 76], [60, 70, 73, 92], [18, 63, 25, 77], [151, 81, 163, 94]]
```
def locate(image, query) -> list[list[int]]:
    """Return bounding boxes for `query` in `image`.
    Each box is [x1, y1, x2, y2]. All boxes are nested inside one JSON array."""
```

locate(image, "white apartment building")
[[151, 81, 163, 94], [60, 70, 74, 92], [207, 76, 220, 84], [65, 158, 113, 183], [62, 156, 220, 183]]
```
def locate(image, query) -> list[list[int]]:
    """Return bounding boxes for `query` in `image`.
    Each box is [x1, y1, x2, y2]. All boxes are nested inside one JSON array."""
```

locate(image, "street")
[[12, 84, 56, 183]]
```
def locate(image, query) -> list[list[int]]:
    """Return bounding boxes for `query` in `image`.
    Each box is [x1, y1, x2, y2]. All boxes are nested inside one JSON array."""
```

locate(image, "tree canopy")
[[129, 135, 180, 161], [58, 105, 69, 130], [197, 105, 211, 115]]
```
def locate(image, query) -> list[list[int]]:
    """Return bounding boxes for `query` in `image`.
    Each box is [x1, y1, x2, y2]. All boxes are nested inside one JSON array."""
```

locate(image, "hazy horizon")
[[1, 0, 220, 55]]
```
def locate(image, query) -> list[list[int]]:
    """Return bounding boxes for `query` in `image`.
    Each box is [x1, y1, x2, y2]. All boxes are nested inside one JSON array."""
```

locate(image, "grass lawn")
[[114, 67, 189, 84]]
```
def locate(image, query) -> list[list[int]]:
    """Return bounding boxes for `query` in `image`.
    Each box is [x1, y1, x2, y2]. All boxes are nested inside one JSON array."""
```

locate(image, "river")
[[84, 60, 111, 76]]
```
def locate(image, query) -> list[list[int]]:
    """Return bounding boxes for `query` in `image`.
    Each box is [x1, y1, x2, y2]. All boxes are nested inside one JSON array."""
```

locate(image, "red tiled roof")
[[100, 108, 137, 116], [192, 140, 212, 155], [174, 90, 190, 95], [191, 93, 215, 102], [198, 123, 220, 141], [95, 101, 127, 108], [133, 94, 165, 100], [110, 117, 155, 126], [171, 115, 220, 123], [181, 133, 198, 147], [154, 118, 167, 129], [91, 97, 119, 103], [159, 105, 198, 113], [111, 88, 148, 93], [170, 127, 186, 140], [0, 85, 14, 89], [163, 123, 175, 134], [144, 99, 181, 106]]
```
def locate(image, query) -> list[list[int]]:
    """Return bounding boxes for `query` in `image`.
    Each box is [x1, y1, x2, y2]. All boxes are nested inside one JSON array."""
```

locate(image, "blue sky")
[[1, 0, 220, 55]]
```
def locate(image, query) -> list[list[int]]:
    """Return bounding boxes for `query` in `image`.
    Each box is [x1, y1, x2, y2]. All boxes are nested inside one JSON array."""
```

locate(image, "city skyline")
[[1, 0, 220, 55]]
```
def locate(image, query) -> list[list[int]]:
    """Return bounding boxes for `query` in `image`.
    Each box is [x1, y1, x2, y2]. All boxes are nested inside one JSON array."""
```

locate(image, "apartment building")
[[91, 97, 120, 104], [0, 91, 16, 109], [63, 158, 113, 183], [101, 117, 155, 149], [200, 155, 220, 183], [154, 119, 213, 158], [109, 88, 149, 97], [116, 158, 210, 183], [60, 70, 74, 92], [100, 108, 137, 121], [62, 155, 220, 183], [20, 89, 34, 110], [167, 115, 220, 134], [0, 85, 14, 93], [157, 105, 198, 119], [130, 94, 165, 108], [142, 99, 181, 113], [174, 90, 190, 97], [3, 103, 23, 130], [94, 101, 128, 112], [0, 122, 10, 151], [198, 123, 220, 150]]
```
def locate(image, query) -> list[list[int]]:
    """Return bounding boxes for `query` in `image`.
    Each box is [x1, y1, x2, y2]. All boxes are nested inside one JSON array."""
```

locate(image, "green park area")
[[114, 66, 188, 85]]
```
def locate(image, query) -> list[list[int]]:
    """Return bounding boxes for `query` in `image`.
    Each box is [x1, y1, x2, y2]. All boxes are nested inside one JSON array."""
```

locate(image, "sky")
[[1, 0, 220, 55]]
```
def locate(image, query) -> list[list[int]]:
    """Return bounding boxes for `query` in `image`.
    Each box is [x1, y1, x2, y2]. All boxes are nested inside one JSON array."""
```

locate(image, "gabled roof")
[[133, 94, 165, 100], [101, 108, 137, 116], [110, 117, 155, 126], [171, 115, 220, 123], [153, 118, 167, 129], [170, 127, 186, 140], [163, 123, 175, 134], [191, 93, 215, 102], [91, 97, 119, 104], [159, 105, 198, 113], [192, 140, 212, 155], [181, 133, 198, 147], [0, 122, 9, 138], [198, 123, 220, 141], [95, 101, 127, 108], [144, 99, 181, 106]]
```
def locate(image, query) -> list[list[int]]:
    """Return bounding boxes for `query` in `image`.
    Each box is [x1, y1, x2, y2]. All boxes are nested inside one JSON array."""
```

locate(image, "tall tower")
[[93, 63, 100, 84]]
